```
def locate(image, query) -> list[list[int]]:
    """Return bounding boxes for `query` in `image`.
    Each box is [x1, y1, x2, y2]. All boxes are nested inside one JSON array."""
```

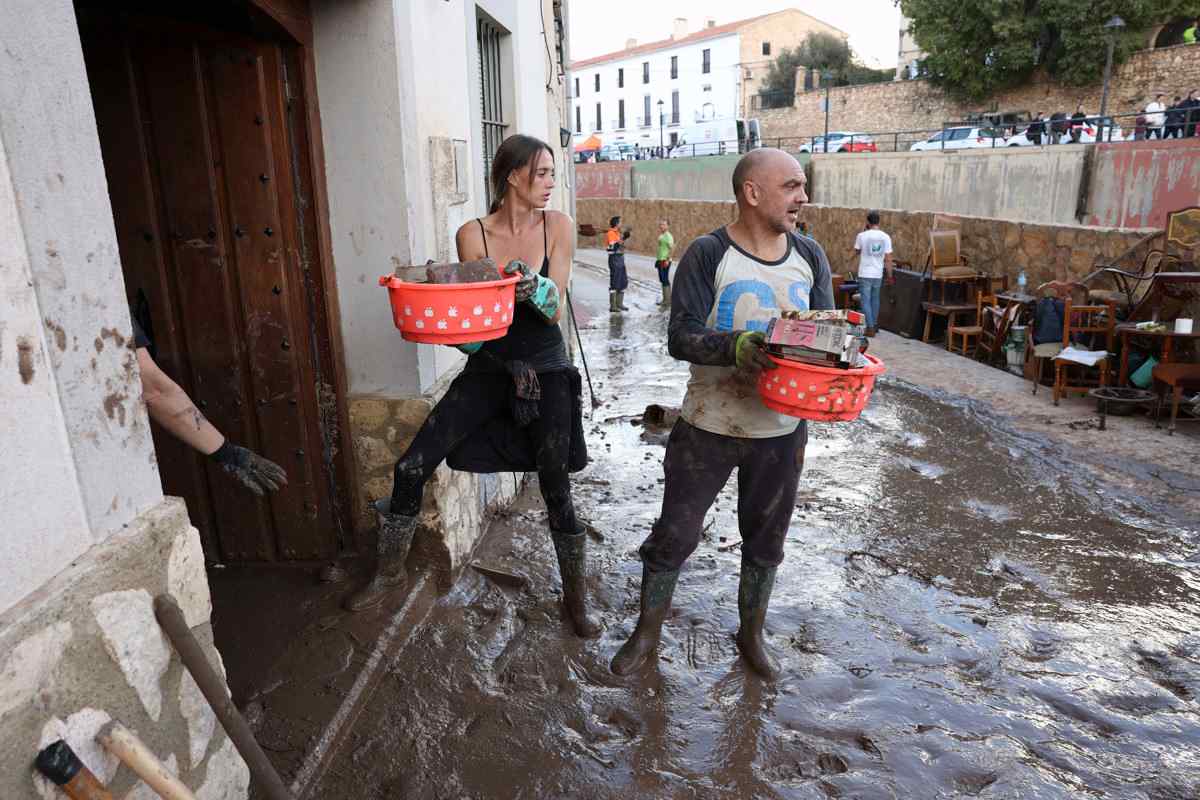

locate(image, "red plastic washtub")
[[379, 273, 520, 345], [758, 353, 886, 422]]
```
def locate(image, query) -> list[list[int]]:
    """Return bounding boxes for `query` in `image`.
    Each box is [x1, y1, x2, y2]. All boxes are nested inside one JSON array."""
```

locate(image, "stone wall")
[[347, 367, 523, 589], [756, 43, 1200, 144], [577, 198, 1156, 289], [0, 498, 248, 800], [575, 161, 631, 199]]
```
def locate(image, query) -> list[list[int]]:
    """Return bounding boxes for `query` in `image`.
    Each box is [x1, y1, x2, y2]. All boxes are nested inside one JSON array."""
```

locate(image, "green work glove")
[[455, 342, 482, 354], [503, 260, 559, 321], [734, 331, 777, 372]]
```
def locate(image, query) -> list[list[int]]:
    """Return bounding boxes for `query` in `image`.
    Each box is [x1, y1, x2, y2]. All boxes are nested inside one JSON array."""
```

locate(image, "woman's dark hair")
[[489, 134, 554, 214], [610, 216, 621, 227]]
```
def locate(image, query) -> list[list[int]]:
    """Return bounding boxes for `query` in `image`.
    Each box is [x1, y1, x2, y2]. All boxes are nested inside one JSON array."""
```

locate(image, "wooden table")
[[1116, 323, 1200, 385]]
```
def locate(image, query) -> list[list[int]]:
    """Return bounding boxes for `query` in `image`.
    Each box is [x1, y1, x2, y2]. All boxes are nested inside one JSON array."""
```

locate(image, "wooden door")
[[79, 10, 348, 562]]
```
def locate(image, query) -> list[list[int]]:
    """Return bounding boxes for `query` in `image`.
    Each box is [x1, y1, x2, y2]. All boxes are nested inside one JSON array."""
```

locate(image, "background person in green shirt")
[[655, 219, 675, 307], [1185, 17, 1198, 44]]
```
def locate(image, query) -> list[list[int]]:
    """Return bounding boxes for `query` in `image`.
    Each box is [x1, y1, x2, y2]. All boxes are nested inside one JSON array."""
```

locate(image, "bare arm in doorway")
[[137, 347, 288, 496]]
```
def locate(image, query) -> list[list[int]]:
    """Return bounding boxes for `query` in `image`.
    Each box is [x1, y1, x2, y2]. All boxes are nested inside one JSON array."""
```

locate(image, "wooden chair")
[[1026, 281, 1088, 395], [947, 292, 993, 356], [1083, 206, 1200, 313], [1052, 298, 1116, 406], [1152, 363, 1200, 434], [920, 228, 985, 344], [978, 302, 1021, 364]]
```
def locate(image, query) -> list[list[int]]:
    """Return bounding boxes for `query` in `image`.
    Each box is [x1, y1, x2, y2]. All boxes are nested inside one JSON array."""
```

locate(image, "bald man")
[[611, 149, 834, 680]]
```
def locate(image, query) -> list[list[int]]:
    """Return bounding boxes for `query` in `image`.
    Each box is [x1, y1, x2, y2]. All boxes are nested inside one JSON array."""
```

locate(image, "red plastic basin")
[[379, 274, 520, 344], [758, 353, 886, 422]]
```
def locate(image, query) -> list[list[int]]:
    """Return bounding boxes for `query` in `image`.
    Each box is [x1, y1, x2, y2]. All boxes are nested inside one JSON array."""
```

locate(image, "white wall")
[[571, 32, 741, 149], [311, 0, 424, 396], [0, 0, 162, 614]]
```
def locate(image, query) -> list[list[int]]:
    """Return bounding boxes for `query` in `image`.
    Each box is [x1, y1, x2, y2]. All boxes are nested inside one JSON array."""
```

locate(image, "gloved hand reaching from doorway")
[[209, 440, 289, 496], [734, 331, 778, 372], [504, 259, 560, 322]]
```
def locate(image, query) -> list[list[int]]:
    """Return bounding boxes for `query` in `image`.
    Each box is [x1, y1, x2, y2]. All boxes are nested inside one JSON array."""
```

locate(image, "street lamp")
[[821, 70, 832, 151], [657, 99, 665, 158], [1099, 15, 1125, 141]]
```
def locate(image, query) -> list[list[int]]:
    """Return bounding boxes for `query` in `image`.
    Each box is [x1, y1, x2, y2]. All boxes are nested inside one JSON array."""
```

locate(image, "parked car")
[[797, 132, 877, 153], [909, 127, 1007, 151], [1006, 117, 1126, 146], [597, 144, 637, 162]]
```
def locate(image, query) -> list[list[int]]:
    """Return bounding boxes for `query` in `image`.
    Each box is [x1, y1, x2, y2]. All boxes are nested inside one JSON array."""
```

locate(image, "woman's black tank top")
[[473, 211, 565, 364]]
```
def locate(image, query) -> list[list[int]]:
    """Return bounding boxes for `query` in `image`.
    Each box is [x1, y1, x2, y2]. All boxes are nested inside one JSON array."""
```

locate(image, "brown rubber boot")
[[345, 499, 418, 612], [609, 291, 621, 313], [611, 566, 679, 675], [659, 285, 671, 306], [735, 560, 780, 680], [552, 528, 602, 638], [617, 290, 630, 311]]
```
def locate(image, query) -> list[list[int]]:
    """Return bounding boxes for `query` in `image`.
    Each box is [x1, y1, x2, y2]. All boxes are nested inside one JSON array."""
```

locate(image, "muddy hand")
[[210, 441, 288, 496], [503, 259, 537, 302], [734, 331, 777, 372]]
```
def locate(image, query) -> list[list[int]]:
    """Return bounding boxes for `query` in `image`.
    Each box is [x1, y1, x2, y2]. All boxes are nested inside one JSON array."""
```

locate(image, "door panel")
[[80, 12, 341, 562]]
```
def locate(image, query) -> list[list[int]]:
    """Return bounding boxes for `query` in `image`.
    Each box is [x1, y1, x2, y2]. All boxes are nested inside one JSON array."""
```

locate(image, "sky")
[[568, 0, 903, 69]]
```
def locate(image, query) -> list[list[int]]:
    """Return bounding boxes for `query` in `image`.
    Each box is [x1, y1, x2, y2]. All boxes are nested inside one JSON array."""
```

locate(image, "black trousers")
[[390, 370, 578, 534], [655, 259, 671, 286], [608, 253, 629, 291], [639, 419, 807, 573]]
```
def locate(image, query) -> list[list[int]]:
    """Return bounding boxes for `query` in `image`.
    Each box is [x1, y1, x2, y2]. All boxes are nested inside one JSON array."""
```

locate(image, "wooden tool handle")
[[96, 721, 196, 800]]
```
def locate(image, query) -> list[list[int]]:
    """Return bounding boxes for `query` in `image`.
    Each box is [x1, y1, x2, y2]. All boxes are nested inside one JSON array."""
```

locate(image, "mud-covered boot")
[[345, 499, 418, 612], [609, 291, 621, 313], [735, 561, 780, 680], [617, 290, 630, 311], [552, 528, 602, 638], [611, 566, 679, 675], [659, 285, 671, 307]]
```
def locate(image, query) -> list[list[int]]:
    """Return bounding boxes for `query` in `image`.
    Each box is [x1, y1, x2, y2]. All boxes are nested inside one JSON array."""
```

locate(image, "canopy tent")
[[573, 134, 601, 152]]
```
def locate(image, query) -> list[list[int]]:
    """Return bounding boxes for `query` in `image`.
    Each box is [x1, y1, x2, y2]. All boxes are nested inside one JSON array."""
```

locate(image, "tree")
[[758, 32, 892, 105], [899, 0, 1200, 102]]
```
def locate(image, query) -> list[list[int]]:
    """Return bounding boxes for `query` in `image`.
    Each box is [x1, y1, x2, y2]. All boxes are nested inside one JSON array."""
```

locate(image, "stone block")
[[348, 397, 390, 431], [353, 435, 396, 474], [180, 670, 216, 768], [167, 527, 211, 629], [196, 736, 250, 800], [0, 621, 73, 719], [91, 589, 172, 721]]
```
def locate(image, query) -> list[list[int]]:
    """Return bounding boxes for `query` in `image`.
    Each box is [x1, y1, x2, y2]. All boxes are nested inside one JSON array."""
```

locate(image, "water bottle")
[[1017, 270, 1027, 292]]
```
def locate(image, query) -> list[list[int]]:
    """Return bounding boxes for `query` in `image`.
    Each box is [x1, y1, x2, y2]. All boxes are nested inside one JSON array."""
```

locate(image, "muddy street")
[[313, 265, 1200, 800]]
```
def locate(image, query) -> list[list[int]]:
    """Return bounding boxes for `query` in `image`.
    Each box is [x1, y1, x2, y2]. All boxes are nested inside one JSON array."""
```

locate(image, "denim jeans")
[[858, 276, 883, 330]]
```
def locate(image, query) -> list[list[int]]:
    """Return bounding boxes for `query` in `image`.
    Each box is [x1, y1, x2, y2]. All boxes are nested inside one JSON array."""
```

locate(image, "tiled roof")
[[569, 13, 772, 70]]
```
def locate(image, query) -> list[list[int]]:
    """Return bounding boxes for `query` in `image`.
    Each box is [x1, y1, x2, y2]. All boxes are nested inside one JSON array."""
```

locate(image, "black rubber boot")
[[345, 499, 418, 612], [611, 566, 680, 675], [552, 528, 602, 638], [659, 285, 671, 306], [735, 561, 780, 680]]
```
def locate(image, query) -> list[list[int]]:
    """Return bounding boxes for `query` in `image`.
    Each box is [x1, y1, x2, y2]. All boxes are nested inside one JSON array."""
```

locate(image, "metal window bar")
[[478, 18, 507, 207]]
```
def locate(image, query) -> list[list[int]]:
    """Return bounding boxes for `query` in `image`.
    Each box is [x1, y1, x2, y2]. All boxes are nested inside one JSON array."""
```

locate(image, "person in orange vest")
[[606, 216, 631, 313]]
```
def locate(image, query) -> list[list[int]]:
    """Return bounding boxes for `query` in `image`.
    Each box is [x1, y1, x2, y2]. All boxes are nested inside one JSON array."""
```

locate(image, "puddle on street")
[[314, 272, 1200, 799]]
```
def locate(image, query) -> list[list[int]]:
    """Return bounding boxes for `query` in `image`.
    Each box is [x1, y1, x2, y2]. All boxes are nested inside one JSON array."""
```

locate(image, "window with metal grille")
[[643, 95, 651, 127], [618, 99, 625, 129], [595, 102, 601, 131], [477, 17, 507, 206], [594, 73, 599, 91], [762, 41, 771, 56], [575, 106, 581, 133], [670, 55, 678, 79], [574, 77, 579, 97], [671, 90, 679, 124], [642, 61, 649, 83], [618, 68, 624, 88], [702, 49, 710, 74]]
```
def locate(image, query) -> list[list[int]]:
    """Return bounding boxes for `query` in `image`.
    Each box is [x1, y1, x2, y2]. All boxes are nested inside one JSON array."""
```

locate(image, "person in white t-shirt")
[[1145, 94, 1167, 139], [852, 211, 894, 337]]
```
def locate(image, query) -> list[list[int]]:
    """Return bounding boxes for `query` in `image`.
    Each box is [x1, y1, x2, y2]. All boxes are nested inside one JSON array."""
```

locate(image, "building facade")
[[0, 1, 571, 797], [569, 10, 846, 152], [895, 12, 925, 80]]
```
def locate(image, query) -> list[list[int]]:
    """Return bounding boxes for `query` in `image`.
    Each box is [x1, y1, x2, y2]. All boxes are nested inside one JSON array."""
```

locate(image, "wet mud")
[[313, 270, 1200, 799]]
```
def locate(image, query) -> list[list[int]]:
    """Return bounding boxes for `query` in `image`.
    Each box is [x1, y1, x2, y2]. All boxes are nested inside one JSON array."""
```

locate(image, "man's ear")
[[742, 181, 760, 207]]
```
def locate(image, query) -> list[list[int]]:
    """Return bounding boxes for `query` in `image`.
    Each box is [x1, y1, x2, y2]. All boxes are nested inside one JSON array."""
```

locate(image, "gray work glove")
[[210, 441, 288, 496]]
